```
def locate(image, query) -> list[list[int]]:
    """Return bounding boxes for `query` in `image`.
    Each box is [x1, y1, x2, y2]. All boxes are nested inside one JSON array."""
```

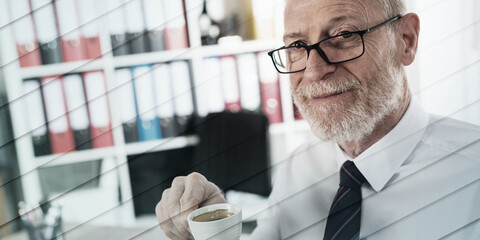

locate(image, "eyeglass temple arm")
[[365, 15, 402, 33]]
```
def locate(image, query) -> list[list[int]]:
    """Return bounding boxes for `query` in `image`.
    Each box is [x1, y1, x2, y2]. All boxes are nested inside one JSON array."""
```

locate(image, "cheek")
[[289, 73, 303, 92]]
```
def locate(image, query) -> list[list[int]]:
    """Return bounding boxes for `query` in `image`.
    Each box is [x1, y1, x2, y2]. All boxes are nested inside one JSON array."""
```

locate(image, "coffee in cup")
[[192, 209, 235, 222], [187, 203, 242, 240]]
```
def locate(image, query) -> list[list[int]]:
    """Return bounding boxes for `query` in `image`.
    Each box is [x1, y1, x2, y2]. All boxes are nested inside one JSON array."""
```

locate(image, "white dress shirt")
[[249, 97, 480, 239]]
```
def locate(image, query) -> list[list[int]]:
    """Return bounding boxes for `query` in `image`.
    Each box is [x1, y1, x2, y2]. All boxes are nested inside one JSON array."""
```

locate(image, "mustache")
[[293, 76, 361, 99]]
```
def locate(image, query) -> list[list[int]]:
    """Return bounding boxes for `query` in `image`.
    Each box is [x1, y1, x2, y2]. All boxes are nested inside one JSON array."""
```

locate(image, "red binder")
[[83, 36, 102, 59], [8, 0, 42, 67], [55, 0, 86, 62], [162, 0, 189, 49], [77, 0, 102, 59], [220, 56, 241, 112], [41, 76, 76, 154], [83, 71, 114, 148], [257, 51, 283, 124]]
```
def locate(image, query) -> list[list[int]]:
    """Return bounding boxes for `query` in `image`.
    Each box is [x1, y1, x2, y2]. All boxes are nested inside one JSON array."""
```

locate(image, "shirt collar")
[[335, 96, 430, 192]]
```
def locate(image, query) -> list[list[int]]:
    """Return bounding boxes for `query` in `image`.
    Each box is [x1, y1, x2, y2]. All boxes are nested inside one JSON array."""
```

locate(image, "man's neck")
[[338, 90, 412, 159]]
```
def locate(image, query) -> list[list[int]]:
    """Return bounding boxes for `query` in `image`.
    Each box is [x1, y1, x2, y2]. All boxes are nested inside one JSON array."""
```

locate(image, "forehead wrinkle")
[[284, 0, 377, 30], [284, 7, 370, 44]]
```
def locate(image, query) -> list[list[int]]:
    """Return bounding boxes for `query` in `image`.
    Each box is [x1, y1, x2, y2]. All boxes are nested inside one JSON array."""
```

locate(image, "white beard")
[[292, 52, 404, 142]]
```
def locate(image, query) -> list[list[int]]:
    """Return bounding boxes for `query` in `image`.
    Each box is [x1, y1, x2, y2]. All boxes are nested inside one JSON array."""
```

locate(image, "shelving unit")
[[0, 0, 312, 228]]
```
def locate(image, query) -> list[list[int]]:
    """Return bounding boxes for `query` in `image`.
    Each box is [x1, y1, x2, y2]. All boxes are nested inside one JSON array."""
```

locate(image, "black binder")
[[127, 32, 148, 54], [123, 121, 139, 143], [23, 79, 52, 156], [107, 0, 130, 56], [147, 30, 165, 52], [142, 0, 166, 51], [111, 34, 130, 56], [152, 63, 179, 138], [170, 61, 196, 136], [72, 129, 92, 150], [159, 117, 179, 138], [125, 0, 148, 54], [32, 134, 52, 156], [31, 0, 63, 64], [114, 68, 140, 143], [40, 39, 63, 64]]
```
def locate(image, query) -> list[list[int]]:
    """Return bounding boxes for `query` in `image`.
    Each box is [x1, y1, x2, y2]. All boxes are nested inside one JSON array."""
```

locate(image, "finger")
[[168, 178, 191, 235], [157, 189, 183, 238], [176, 173, 209, 233], [167, 177, 186, 219], [156, 189, 172, 224]]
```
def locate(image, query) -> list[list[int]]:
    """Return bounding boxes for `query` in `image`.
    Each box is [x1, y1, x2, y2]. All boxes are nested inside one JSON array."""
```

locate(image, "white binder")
[[203, 57, 225, 114], [169, 61, 194, 117], [63, 74, 90, 132], [220, 56, 241, 111], [152, 64, 175, 119], [237, 53, 261, 111]]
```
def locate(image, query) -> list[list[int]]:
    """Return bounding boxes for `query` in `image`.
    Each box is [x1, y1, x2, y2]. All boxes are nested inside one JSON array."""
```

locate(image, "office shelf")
[[124, 135, 199, 156], [113, 48, 193, 68], [20, 58, 105, 79], [36, 146, 116, 167], [199, 39, 282, 57], [0, 0, 295, 228]]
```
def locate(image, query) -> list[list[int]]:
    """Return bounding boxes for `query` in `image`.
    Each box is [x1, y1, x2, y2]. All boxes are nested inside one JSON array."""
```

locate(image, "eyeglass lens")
[[272, 33, 364, 73]]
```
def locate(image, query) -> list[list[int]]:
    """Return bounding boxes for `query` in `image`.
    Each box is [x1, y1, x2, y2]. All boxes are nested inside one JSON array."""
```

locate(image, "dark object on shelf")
[[127, 31, 149, 54], [192, 111, 272, 197], [160, 117, 180, 138], [128, 147, 196, 216], [123, 121, 140, 143], [199, 0, 221, 45], [38, 160, 101, 197], [111, 34, 131, 56], [72, 128, 93, 151], [147, 30, 165, 52], [40, 39, 63, 65]]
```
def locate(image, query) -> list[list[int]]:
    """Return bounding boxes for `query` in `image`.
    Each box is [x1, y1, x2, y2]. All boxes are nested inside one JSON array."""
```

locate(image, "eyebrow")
[[283, 15, 361, 43]]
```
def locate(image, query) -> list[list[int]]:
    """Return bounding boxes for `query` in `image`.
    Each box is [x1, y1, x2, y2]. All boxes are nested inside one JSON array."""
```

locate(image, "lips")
[[312, 90, 347, 99]]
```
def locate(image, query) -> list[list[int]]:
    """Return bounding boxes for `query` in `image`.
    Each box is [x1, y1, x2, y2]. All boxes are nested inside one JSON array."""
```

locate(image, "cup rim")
[[187, 203, 241, 225]]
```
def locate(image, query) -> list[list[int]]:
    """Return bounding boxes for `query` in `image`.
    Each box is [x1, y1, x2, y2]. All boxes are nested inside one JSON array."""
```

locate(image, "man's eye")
[[338, 31, 353, 38], [291, 41, 307, 48]]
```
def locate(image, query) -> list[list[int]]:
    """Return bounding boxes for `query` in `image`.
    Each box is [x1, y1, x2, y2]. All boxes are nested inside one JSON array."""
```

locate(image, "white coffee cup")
[[187, 203, 242, 240]]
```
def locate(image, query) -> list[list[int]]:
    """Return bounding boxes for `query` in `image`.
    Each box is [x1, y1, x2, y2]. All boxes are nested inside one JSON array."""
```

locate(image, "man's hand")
[[155, 172, 226, 240]]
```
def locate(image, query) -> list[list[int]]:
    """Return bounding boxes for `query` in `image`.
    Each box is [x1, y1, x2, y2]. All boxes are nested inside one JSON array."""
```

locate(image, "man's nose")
[[303, 48, 336, 80]]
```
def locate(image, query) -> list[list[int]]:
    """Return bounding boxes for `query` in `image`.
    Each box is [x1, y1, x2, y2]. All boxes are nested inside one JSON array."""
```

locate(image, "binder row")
[[23, 71, 114, 156], [9, 0, 189, 68], [114, 61, 195, 144], [195, 51, 285, 124], [107, 0, 189, 56], [22, 61, 197, 157], [22, 51, 299, 157]]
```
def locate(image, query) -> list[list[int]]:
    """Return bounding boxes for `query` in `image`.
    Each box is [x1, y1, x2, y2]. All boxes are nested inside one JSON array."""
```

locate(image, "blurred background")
[[0, 0, 478, 239]]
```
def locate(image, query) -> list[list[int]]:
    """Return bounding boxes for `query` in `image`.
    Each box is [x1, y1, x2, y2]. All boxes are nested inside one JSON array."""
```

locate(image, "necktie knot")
[[339, 160, 366, 189]]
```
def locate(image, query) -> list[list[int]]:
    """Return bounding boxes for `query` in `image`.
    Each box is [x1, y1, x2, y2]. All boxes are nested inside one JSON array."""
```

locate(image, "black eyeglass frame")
[[267, 15, 403, 74]]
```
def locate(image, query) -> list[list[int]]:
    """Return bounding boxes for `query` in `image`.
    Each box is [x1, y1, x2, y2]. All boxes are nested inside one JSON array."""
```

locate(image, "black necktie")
[[323, 160, 367, 240]]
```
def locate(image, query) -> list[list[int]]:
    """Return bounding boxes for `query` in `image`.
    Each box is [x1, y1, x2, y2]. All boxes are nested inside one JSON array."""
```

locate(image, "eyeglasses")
[[267, 15, 402, 74]]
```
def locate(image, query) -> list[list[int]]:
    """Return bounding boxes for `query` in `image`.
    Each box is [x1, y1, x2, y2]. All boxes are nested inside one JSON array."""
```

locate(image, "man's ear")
[[398, 13, 420, 66]]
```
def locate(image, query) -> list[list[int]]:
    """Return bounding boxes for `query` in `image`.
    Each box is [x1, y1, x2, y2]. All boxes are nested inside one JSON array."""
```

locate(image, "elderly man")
[[156, 0, 480, 239]]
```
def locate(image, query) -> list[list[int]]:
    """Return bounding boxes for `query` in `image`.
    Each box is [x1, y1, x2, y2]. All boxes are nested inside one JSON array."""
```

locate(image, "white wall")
[[406, 0, 480, 125]]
